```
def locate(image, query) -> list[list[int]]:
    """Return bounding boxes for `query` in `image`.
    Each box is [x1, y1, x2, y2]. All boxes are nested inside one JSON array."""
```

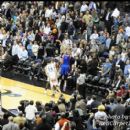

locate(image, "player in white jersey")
[[45, 59, 61, 97]]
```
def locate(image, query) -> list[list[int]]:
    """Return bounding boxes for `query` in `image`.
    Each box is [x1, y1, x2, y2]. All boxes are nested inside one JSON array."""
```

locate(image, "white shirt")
[[2, 34, 7, 47], [45, 8, 53, 18], [18, 49, 28, 61], [77, 74, 86, 85], [76, 48, 82, 57], [76, 108, 84, 116], [94, 111, 108, 126], [17, 46, 23, 59], [115, 80, 121, 88], [112, 8, 120, 18], [87, 99, 94, 105], [128, 68, 130, 78], [32, 44, 39, 56], [56, 20, 61, 29], [45, 63, 57, 80], [27, 33, 35, 41], [44, 26, 51, 35], [109, 50, 115, 57], [25, 105, 37, 120], [80, 4, 88, 12], [55, 122, 60, 130], [62, 39, 73, 47], [90, 33, 99, 40], [0, 33, 3, 40], [106, 12, 110, 21], [71, 47, 77, 57], [125, 26, 130, 37], [89, 2, 96, 10], [121, 52, 127, 62], [12, 44, 19, 56], [21, 37, 27, 46], [116, 33, 123, 44]]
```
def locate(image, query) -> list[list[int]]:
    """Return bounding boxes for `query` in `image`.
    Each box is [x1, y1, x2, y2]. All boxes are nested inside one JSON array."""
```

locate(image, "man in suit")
[[113, 75, 125, 90], [113, 97, 126, 130], [104, 8, 113, 34]]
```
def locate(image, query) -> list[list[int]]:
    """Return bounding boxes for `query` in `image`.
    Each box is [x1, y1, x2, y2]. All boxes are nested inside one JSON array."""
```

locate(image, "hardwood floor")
[[0, 77, 71, 110]]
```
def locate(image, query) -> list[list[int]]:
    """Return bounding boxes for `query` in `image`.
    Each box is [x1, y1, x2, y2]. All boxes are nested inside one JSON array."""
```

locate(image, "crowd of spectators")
[[0, 1, 130, 130]]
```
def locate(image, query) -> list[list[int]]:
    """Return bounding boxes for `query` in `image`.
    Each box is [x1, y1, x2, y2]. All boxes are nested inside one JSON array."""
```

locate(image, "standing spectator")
[[104, 8, 113, 34], [35, 115, 52, 130], [94, 105, 108, 130], [2, 116, 19, 130], [25, 100, 37, 128], [0, 112, 9, 127], [76, 71, 86, 98], [113, 97, 126, 130], [54, 112, 70, 130]]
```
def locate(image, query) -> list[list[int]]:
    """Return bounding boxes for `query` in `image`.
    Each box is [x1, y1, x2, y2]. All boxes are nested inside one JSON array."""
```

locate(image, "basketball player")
[[45, 58, 61, 97], [59, 52, 70, 91]]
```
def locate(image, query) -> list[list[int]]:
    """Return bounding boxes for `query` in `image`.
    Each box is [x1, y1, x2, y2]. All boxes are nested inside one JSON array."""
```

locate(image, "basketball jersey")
[[45, 63, 57, 80], [60, 55, 70, 76], [63, 55, 70, 65]]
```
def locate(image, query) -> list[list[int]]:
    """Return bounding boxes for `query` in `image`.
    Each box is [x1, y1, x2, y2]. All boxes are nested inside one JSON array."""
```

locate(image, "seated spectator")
[[124, 59, 130, 78], [18, 46, 28, 61], [90, 30, 99, 40], [99, 58, 112, 77], [80, 2, 89, 13], [32, 41, 39, 59], [25, 100, 37, 124]]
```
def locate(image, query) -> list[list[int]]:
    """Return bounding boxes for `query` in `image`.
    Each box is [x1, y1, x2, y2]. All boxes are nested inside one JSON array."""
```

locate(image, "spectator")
[[2, 116, 19, 130], [25, 100, 37, 125], [13, 112, 26, 126], [0, 112, 9, 127], [54, 112, 70, 130], [32, 41, 39, 59], [34, 115, 52, 130], [94, 105, 107, 130], [80, 2, 88, 13]]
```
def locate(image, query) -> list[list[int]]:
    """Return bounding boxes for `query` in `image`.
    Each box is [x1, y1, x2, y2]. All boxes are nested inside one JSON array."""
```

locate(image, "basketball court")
[[0, 77, 71, 110]]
